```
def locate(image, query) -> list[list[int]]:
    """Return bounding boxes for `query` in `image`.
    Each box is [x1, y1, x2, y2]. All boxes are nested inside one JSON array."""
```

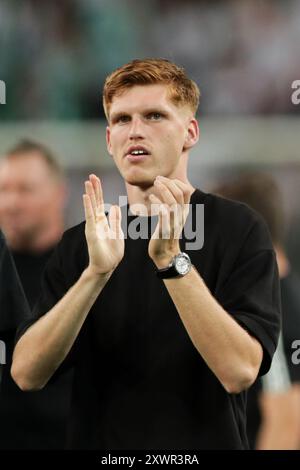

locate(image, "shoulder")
[[62, 221, 86, 241], [195, 189, 273, 251], [193, 187, 258, 217], [201, 189, 260, 224], [57, 221, 86, 253], [46, 221, 88, 279]]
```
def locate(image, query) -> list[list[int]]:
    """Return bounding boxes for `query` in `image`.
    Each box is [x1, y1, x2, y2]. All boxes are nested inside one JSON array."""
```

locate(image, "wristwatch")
[[156, 252, 192, 279]]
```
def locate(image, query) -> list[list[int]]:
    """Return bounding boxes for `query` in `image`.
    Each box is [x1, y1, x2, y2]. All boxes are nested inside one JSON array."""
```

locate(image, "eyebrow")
[[143, 107, 168, 116], [110, 111, 130, 123], [110, 107, 169, 122]]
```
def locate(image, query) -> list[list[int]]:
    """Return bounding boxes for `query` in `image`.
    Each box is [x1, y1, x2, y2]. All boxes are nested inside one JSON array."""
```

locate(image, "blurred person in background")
[[0, 139, 66, 306], [214, 173, 300, 449], [0, 230, 31, 389], [0, 139, 72, 449]]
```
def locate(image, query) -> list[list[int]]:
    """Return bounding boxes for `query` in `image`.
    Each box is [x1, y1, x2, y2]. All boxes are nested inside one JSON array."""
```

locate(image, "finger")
[[153, 181, 183, 239], [149, 193, 164, 215], [172, 179, 192, 205], [109, 205, 124, 240], [171, 180, 191, 225], [169, 203, 179, 239], [157, 179, 185, 237], [89, 174, 104, 214], [83, 194, 94, 231], [154, 178, 177, 206], [85, 181, 97, 216], [158, 203, 170, 239], [115, 206, 124, 239], [171, 204, 183, 239], [86, 178, 109, 231], [156, 176, 184, 206], [150, 193, 170, 238]]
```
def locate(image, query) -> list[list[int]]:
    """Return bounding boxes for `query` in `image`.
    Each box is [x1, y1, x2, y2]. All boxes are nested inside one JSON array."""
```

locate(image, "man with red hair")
[[12, 59, 280, 450]]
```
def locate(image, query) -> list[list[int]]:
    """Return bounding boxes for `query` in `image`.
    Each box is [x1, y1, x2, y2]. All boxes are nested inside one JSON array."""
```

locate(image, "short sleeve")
[[216, 219, 281, 376], [15, 230, 83, 374], [15, 239, 66, 337]]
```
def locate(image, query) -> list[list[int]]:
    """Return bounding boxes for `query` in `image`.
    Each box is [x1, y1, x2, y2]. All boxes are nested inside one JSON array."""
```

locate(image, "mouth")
[[125, 146, 150, 163]]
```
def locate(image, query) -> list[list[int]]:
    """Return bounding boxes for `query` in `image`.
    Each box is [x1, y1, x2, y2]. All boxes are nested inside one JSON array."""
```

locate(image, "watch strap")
[[156, 252, 192, 279], [156, 264, 180, 279]]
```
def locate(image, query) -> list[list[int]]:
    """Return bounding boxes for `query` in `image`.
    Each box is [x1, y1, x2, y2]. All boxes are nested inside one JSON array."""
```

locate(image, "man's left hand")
[[148, 176, 192, 268]]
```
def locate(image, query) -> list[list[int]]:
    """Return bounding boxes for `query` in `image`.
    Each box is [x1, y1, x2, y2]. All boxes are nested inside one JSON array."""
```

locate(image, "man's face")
[[106, 84, 198, 188], [0, 152, 63, 248]]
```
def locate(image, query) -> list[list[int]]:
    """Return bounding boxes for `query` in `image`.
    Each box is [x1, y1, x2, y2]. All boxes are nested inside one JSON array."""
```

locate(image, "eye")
[[115, 115, 130, 124], [146, 112, 163, 121]]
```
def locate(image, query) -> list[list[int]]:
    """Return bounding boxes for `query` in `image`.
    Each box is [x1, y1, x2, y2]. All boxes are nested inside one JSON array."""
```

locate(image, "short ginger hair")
[[103, 58, 200, 120]]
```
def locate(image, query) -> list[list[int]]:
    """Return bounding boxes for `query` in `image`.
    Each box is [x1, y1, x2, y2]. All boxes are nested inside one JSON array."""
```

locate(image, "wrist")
[[151, 248, 181, 269], [83, 265, 113, 283]]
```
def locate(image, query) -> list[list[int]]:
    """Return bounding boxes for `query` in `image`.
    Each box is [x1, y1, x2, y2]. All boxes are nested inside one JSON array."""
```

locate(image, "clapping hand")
[[148, 176, 192, 268], [83, 174, 124, 276]]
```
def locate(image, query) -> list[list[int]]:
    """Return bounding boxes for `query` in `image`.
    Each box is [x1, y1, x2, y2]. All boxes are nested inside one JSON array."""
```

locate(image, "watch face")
[[175, 253, 191, 275]]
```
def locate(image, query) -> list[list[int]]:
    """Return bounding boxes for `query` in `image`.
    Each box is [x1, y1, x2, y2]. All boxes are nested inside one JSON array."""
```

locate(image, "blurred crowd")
[[0, 0, 144, 119], [0, 0, 300, 120]]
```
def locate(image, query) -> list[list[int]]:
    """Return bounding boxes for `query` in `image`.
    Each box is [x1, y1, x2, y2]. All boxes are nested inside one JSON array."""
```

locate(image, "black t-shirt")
[[0, 240, 72, 450], [0, 229, 30, 411], [0, 230, 30, 385], [12, 249, 54, 309], [0, 230, 31, 334], [17, 189, 281, 450]]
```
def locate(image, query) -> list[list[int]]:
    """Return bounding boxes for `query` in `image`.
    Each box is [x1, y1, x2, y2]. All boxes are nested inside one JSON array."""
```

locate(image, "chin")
[[124, 170, 154, 187], [126, 176, 154, 189]]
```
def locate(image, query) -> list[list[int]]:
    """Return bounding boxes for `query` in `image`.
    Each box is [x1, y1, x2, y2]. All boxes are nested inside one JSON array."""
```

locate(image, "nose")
[[128, 117, 144, 140]]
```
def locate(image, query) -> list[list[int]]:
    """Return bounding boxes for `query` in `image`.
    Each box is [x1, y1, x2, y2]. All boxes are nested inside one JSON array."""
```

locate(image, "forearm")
[[162, 267, 263, 393], [11, 267, 111, 391]]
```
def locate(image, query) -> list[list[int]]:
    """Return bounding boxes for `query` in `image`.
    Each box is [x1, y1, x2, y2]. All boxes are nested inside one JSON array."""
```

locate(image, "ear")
[[183, 118, 199, 151], [106, 126, 113, 156]]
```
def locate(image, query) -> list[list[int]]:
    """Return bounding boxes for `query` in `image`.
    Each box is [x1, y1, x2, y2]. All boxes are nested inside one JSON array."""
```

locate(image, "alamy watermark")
[[0, 80, 6, 104], [101, 196, 204, 251], [291, 80, 300, 105], [0, 340, 6, 365], [291, 339, 300, 365]]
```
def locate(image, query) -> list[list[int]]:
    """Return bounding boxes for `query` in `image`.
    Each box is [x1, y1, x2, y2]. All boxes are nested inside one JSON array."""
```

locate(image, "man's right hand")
[[83, 174, 124, 277]]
